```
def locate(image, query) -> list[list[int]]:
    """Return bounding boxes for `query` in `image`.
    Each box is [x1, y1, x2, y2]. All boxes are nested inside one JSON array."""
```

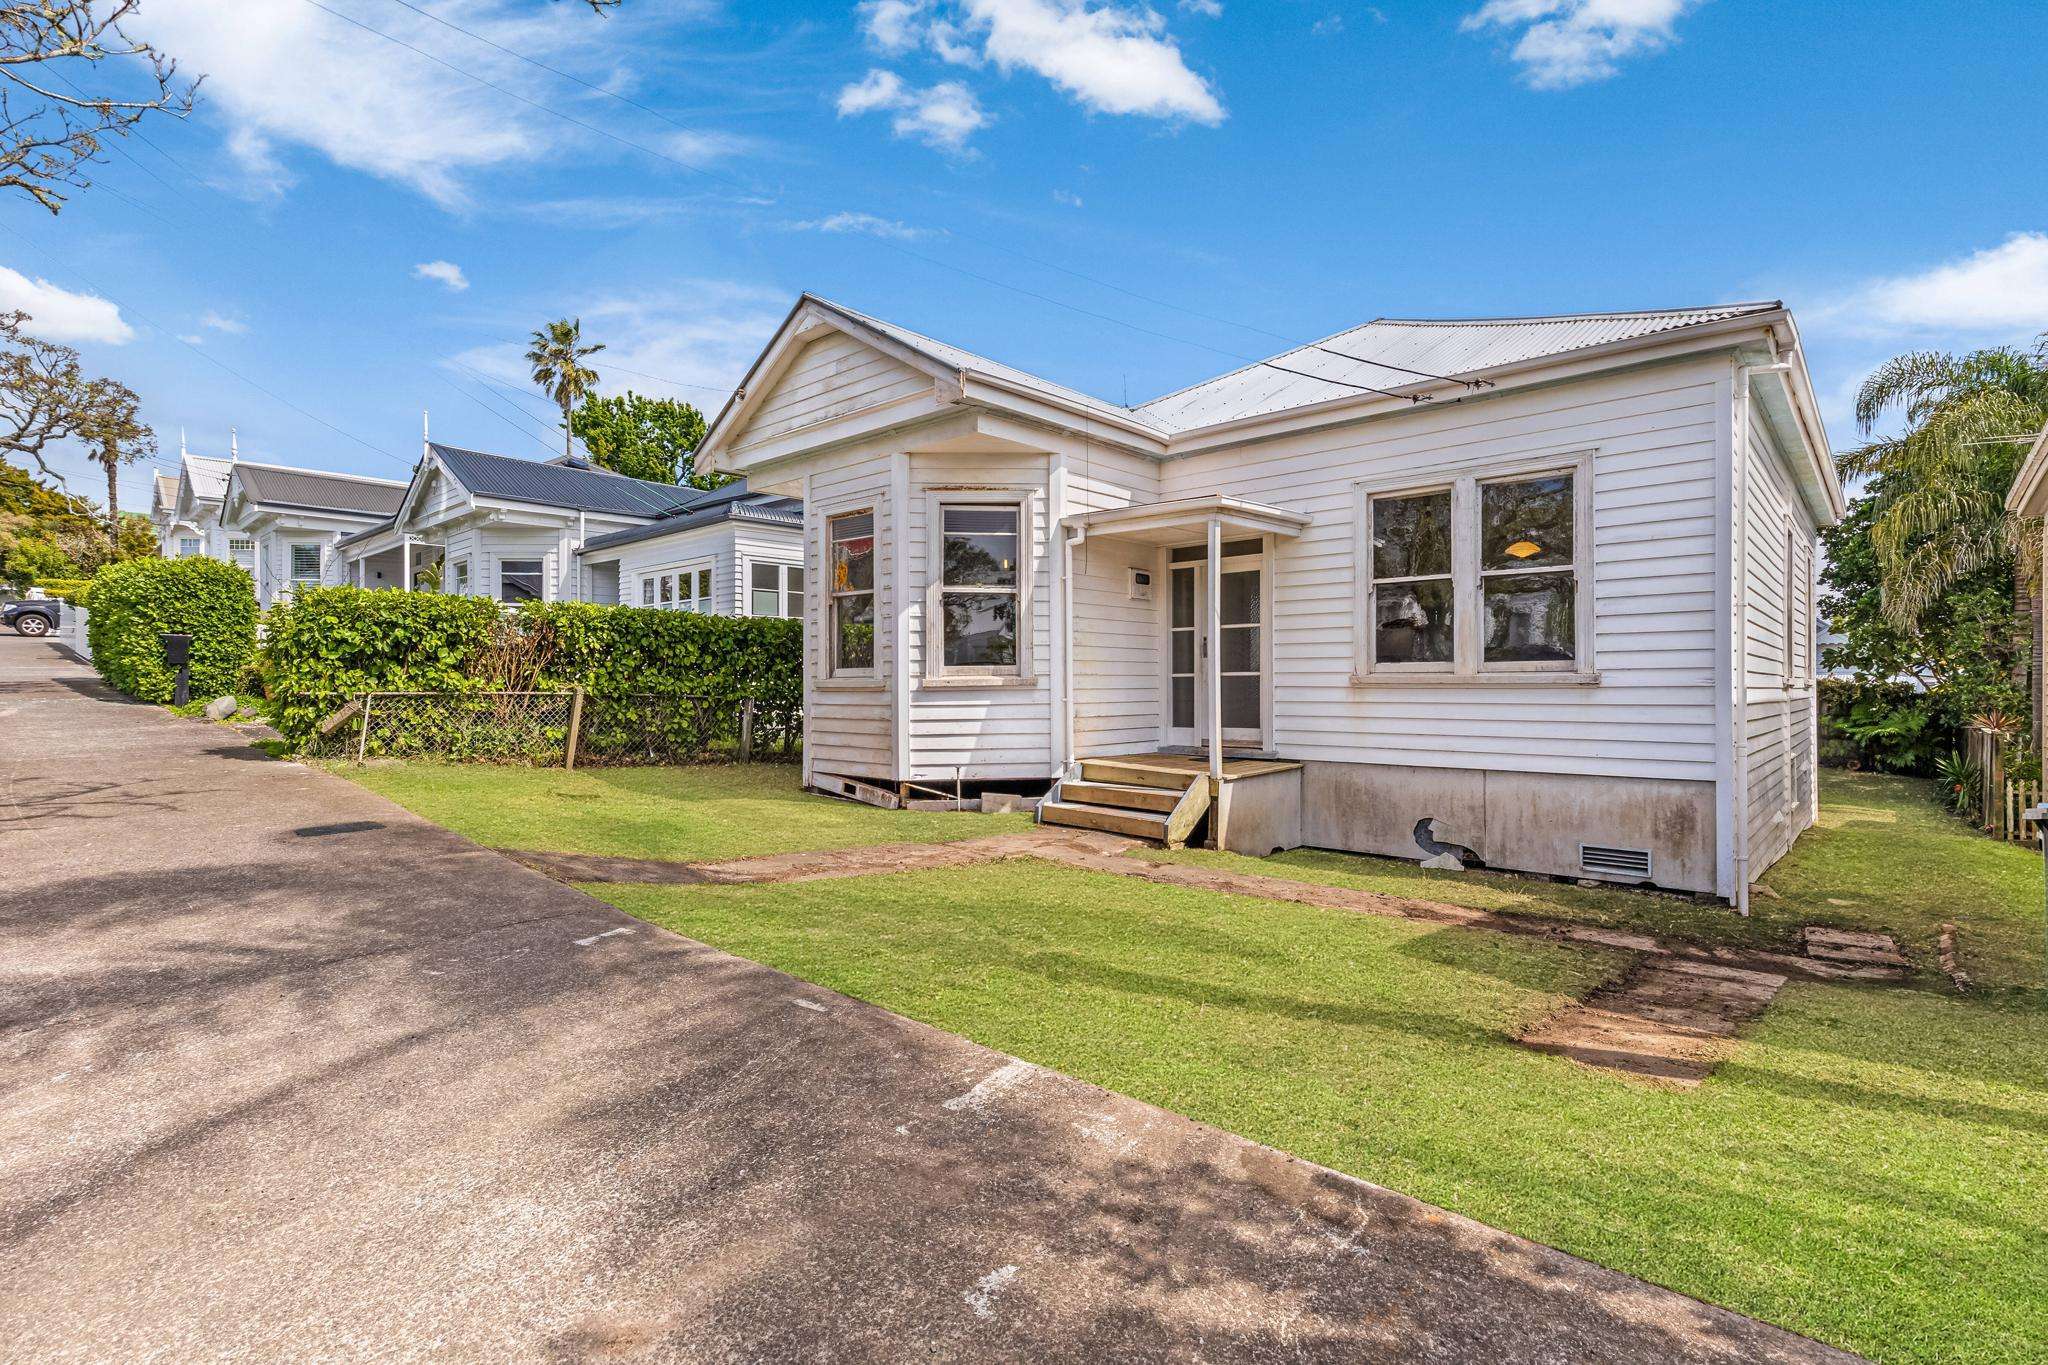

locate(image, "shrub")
[[86, 557, 257, 703], [261, 586, 505, 744], [519, 601, 801, 710], [1818, 678, 1948, 776], [32, 577, 91, 604]]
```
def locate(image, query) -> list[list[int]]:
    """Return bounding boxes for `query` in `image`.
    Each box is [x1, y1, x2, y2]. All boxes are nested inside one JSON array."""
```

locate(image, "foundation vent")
[[1580, 844, 1652, 879]]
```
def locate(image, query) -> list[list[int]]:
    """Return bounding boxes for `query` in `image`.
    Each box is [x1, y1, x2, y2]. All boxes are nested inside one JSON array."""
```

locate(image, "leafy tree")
[[525, 317, 603, 462], [1842, 335, 2048, 627], [569, 389, 722, 487], [0, 1, 198, 214], [77, 375, 149, 548], [0, 311, 103, 479]]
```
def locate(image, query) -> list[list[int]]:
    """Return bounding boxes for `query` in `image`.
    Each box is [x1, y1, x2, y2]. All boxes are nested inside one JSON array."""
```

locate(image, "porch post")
[[1206, 516, 1222, 783], [401, 539, 412, 593]]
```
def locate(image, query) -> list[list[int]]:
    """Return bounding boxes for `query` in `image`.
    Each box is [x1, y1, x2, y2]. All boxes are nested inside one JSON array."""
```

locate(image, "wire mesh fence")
[[293, 689, 801, 767]]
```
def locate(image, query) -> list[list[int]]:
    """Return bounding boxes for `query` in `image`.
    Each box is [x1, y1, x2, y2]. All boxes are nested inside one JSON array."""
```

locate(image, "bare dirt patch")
[[1519, 958, 1788, 1087]]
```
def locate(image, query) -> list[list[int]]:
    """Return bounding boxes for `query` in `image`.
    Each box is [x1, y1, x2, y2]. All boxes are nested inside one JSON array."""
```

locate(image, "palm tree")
[[525, 318, 604, 461], [76, 377, 151, 550], [1843, 335, 2048, 628]]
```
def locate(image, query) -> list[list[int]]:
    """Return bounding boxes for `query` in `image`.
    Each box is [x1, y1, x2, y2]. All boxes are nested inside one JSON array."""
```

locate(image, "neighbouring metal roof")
[[820, 297, 1173, 435], [232, 462, 407, 517], [1134, 304, 1785, 431], [579, 481, 802, 555], [182, 454, 233, 503], [431, 442, 699, 517]]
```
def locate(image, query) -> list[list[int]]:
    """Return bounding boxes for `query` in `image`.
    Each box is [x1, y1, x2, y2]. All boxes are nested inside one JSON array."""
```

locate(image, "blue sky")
[[11, 0, 2046, 507]]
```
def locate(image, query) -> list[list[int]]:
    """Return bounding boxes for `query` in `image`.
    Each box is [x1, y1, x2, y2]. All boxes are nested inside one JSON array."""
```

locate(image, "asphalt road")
[[0, 636, 1858, 1362]]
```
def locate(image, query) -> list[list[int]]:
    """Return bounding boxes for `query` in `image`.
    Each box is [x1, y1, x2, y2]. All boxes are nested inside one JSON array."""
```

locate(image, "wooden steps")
[[1043, 765, 1214, 848]]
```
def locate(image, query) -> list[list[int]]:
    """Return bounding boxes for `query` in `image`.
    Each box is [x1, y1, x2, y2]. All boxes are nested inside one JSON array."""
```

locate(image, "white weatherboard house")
[[153, 450, 242, 566], [696, 294, 1843, 907], [336, 443, 802, 611], [219, 463, 408, 606]]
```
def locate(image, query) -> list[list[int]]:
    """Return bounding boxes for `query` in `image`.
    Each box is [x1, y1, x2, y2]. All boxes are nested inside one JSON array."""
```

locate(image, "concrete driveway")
[[0, 636, 1857, 1362]]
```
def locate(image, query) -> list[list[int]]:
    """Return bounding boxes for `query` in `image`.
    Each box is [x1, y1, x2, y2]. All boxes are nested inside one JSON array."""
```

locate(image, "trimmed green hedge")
[[33, 577, 92, 605], [87, 557, 257, 703], [260, 588, 804, 750], [262, 587, 505, 744]]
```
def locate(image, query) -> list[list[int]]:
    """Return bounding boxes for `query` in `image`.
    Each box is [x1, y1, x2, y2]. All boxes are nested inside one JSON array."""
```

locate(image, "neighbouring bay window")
[[500, 558, 544, 602], [289, 542, 323, 588], [931, 501, 1023, 677], [639, 563, 712, 611], [228, 537, 255, 574], [749, 561, 803, 618], [1359, 459, 1589, 679], [178, 535, 201, 558], [828, 510, 876, 674]]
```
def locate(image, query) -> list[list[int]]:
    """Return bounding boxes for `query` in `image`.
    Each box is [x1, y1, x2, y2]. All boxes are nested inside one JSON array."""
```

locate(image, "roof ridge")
[[1369, 302, 1782, 328], [235, 459, 408, 487], [431, 441, 684, 494]]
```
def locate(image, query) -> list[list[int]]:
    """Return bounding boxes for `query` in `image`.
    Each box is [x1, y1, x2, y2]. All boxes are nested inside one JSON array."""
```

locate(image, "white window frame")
[[1783, 518, 1799, 687], [228, 537, 255, 573], [924, 490, 1032, 684], [745, 558, 803, 619], [178, 535, 201, 558], [1353, 452, 1595, 686], [825, 506, 879, 680], [499, 556, 546, 604], [641, 558, 714, 613], [451, 557, 470, 596], [289, 541, 324, 586]]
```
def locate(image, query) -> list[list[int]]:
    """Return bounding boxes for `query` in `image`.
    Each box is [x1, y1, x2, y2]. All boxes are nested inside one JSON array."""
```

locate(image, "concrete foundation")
[[1213, 768, 1303, 856], [1300, 762, 1718, 894]]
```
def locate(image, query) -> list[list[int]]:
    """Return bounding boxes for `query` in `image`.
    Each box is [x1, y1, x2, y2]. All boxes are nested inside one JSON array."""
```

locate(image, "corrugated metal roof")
[[1135, 304, 1784, 431], [183, 455, 232, 503], [579, 483, 801, 554], [432, 443, 697, 517], [819, 297, 1172, 435], [233, 462, 407, 516]]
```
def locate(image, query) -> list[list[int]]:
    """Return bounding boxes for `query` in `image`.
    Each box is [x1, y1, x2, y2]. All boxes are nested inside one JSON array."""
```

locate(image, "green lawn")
[[335, 761, 1032, 863], [599, 859, 2048, 1365], [1149, 770, 2045, 989]]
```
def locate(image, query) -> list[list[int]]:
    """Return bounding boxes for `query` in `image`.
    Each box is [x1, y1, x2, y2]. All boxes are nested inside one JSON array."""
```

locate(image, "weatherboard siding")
[[1159, 359, 1730, 781], [803, 451, 898, 782], [1741, 408, 1822, 871], [1067, 445, 1166, 758], [731, 333, 930, 455]]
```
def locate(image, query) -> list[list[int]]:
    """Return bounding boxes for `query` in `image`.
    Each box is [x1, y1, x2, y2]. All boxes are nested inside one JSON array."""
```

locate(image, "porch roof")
[[1063, 494, 1310, 545]]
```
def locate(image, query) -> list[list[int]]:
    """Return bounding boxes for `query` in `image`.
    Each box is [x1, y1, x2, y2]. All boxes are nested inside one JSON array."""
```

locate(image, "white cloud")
[[414, 260, 471, 292], [1856, 233, 2048, 334], [1462, 0, 1700, 90], [446, 281, 788, 420], [1052, 187, 1083, 207], [789, 211, 933, 240], [1179, 0, 1223, 16], [132, 0, 721, 206], [1312, 13, 1344, 36], [836, 68, 989, 151], [177, 333, 204, 346], [199, 309, 248, 334], [0, 267, 133, 344], [862, 0, 1223, 125]]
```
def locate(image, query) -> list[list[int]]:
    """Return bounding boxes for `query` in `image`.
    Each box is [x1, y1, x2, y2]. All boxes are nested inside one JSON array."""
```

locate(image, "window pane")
[[787, 565, 804, 598], [659, 575, 673, 604], [1219, 624, 1259, 674], [1221, 675, 1260, 729], [1171, 569, 1195, 629], [1481, 474, 1573, 571], [500, 560, 543, 603], [831, 511, 873, 540], [179, 537, 200, 557], [1375, 579, 1454, 664], [642, 579, 655, 605], [834, 593, 875, 670], [291, 544, 322, 580], [1171, 675, 1194, 728], [697, 568, 712, 604], [752, 589, 781, 617], [1373, 492, 1452, 580], [942, 592, 1016, 667], [1220, 570, 1259, 625], [831, 522, 874, 592], [1484, 572, 1575, 663], [1171, 628, 1194, 675], [752, 562, 779, 590], [943, 506, 1018, 588]]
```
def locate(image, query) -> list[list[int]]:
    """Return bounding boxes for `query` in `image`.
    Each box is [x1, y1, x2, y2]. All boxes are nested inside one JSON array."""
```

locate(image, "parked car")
[[4, 598, 59, 637]]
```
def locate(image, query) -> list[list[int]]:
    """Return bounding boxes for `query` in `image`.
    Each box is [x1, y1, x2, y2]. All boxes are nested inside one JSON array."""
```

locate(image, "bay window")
[[828, 510, 875, 674], [927, 498, 1025, 679], [749, 561, 803, 618], [1358, 457, 1591, 681]]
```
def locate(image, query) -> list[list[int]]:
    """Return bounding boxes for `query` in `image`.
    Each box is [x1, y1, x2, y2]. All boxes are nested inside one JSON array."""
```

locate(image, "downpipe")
[[1057, 523, 1089, 794]]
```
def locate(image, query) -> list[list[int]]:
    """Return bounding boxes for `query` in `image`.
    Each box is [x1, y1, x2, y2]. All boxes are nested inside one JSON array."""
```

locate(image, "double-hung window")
[[452, 558, 470, 595], [178, 536, 201, 558], [930, 500, 1024, 678], [828, 511, 876, 674], [749, 561, 803, 618], [500, 558, 544, 602], [290, 542, 323, 587], [1359, 458, 1590, 680]]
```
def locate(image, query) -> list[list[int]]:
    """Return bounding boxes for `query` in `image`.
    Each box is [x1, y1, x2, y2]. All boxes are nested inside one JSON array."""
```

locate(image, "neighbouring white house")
[[695, 294, 1843, 907], [2002, 421, 2048, 747], [153, 448, 243, 566], [218, 462, 407, 606], [577, 480, 804, 616], [335, 442, 802, 611]]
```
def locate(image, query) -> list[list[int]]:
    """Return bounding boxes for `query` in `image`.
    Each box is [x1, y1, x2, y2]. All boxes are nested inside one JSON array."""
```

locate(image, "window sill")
[[814, 675, 886, 692], [917, 674, 1042, 690], [1350, 670, 1601, 689]]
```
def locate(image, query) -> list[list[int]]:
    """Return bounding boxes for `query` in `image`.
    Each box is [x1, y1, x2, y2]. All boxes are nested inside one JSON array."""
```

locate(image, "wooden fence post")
[[740, 697, 756, 762], [565, 685, 585, 770]]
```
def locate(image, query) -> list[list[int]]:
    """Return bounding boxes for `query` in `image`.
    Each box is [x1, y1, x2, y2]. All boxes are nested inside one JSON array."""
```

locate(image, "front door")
[[1167, 551, 1264, 751]]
